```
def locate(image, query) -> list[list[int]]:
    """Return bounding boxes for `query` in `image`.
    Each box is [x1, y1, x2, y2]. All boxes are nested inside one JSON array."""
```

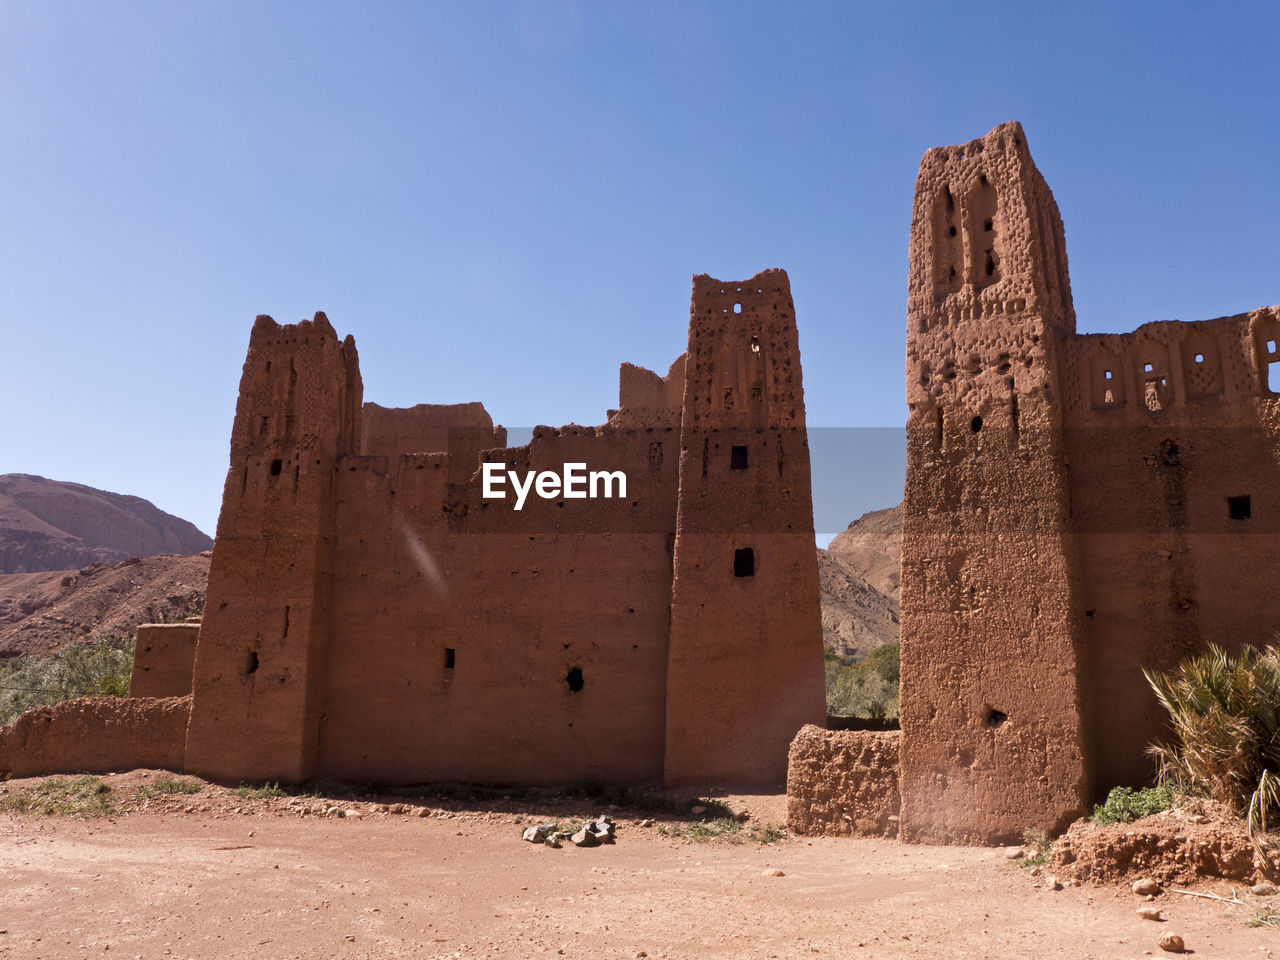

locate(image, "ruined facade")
[[173, 269, 825, 787], [899, 122, 1280, 843]]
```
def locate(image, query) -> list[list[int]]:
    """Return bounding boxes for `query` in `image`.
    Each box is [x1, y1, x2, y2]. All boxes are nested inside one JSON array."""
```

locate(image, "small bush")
[[0, 775, 116, 817], [137, 777, 202, 801], [0, 636, 136, 726], [826, 643, 899, 719], [1020, 827, 1051, 867], [1090, 785, 1175, 825], [658, 818, 788, 844], [230, 782, 287, 799], [1145, 643, 1280, 842]]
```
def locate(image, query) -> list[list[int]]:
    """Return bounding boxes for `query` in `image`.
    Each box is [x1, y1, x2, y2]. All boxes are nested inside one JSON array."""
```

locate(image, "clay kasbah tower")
[[898, 121, 1280, 843]]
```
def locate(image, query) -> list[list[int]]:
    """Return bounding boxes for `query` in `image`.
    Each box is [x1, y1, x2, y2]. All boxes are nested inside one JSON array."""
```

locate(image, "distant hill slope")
[[0, 474, 212, 574], [818, 504, 903, 659], [0, 553, 209, 659]]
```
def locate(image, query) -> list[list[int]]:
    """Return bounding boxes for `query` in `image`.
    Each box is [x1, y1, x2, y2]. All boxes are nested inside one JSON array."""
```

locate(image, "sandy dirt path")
[[1, 792, 1276, 960]]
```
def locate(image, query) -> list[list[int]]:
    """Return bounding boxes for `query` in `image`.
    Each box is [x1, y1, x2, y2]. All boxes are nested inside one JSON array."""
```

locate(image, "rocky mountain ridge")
[[0, 474, 212, 575]]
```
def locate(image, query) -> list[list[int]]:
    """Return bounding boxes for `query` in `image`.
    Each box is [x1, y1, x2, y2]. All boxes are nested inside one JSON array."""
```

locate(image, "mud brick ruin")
[[5, 121, 1277, 848], [792, 121, 1280, 843], [0, 270, 826, 786]]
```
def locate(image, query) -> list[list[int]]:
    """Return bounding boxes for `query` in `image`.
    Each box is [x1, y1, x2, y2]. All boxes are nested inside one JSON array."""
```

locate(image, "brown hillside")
[[825, 504, 901, 604], [0, 553, 209, 659], [0, 474, 212, 575], [818, 504, 902, 659]]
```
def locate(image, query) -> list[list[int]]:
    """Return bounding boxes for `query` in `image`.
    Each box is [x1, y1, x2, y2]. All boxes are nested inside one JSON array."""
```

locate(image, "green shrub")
[[137, 777, 203, 801], [230, 782, 287, 799], [1145, 643, 1280, 842], [0, 635, 136, 725], [1090, 785, 1175, 825], [825, 643, 899, 719], [0, 775, 116, 816]]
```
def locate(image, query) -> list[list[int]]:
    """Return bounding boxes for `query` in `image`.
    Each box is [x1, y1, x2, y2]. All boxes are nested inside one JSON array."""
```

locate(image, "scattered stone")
[[1132, 878, 1161, 896], [1136, 907, 1163, 921], [1004, 846, 1024, 860], [1251, 882, 1277, 896], [522, 824, 557, 844], [344, 809, 362, 819], [1156, 933, 1184, 953], [1029, 866, 1041, 877], [639, 819, 654, 828], [415, 807, 431, 818], [761, 868, 785, 877], [690, 805, 707, 815], [1048, 876, 1063, 891], [570, 827, 598, 848]]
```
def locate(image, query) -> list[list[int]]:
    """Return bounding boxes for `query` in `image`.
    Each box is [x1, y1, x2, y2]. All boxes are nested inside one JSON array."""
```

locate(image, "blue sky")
[[3, 1, 1277, 540]]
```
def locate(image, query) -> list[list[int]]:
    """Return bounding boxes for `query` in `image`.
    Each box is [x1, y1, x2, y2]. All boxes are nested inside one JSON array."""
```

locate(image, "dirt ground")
[[0, 771, 1276, 960]]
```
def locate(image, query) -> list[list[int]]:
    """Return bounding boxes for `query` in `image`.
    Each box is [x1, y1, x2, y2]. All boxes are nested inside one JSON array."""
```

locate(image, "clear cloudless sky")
[[2, 1, 1278, 540]]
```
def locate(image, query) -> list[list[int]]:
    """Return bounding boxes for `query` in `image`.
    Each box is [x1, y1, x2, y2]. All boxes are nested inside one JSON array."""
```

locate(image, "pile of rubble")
[[521, 814, 616, 848]]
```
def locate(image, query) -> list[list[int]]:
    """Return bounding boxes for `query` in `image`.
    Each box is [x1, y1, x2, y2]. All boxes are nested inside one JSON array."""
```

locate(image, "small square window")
[[1194, 353, 1205, 363], [733, 547, 755, 578], [444, 647, 456, 669], [1104, 370, 1113, 380], [730, 445, 748, 470], [1228, 495, 1251, 520], [1144, 363, 1154, 373]]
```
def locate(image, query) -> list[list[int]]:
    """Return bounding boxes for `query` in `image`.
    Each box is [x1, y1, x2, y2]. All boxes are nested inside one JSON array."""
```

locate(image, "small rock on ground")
[[1136, 907, 1163, 921], [1156, 933, 1184, 953], [761, 868, 785, 878], [1003, 846, 1024, 859], [1251, 882, 1277, 896], [1132, 878, 1160, 896]]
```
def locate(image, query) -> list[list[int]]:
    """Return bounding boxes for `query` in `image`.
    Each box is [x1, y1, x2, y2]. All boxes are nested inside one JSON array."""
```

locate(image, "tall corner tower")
[[184, 312, 363, 783], [899, 123, 1089, 841], [664, 269, 826, 786]]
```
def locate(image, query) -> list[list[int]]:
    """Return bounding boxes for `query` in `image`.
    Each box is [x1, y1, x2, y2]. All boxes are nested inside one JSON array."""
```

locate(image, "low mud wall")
[[130, 623, 199, 698], [786, 724, 900, 837], [0, 696, 190, 777]]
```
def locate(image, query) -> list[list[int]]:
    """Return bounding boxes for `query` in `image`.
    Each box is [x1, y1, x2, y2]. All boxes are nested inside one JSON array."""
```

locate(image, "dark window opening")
[[444, 647, 455, 669], [984, 251, 995, 276], [1228, 495, 1252, 520], [948, 225, 956, 236], [985, 709, 1007, 728], [565, 666, 584, 692], [1085, 608, 1095, 617], [244, 651, 259, 676], [730, 445, 749, 470], [733, 547, 755, 578], [970, 415, 983, 433], [750, 335, 760, 354], [270, 458, 283, 476], [983, 218, 993, 232]]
